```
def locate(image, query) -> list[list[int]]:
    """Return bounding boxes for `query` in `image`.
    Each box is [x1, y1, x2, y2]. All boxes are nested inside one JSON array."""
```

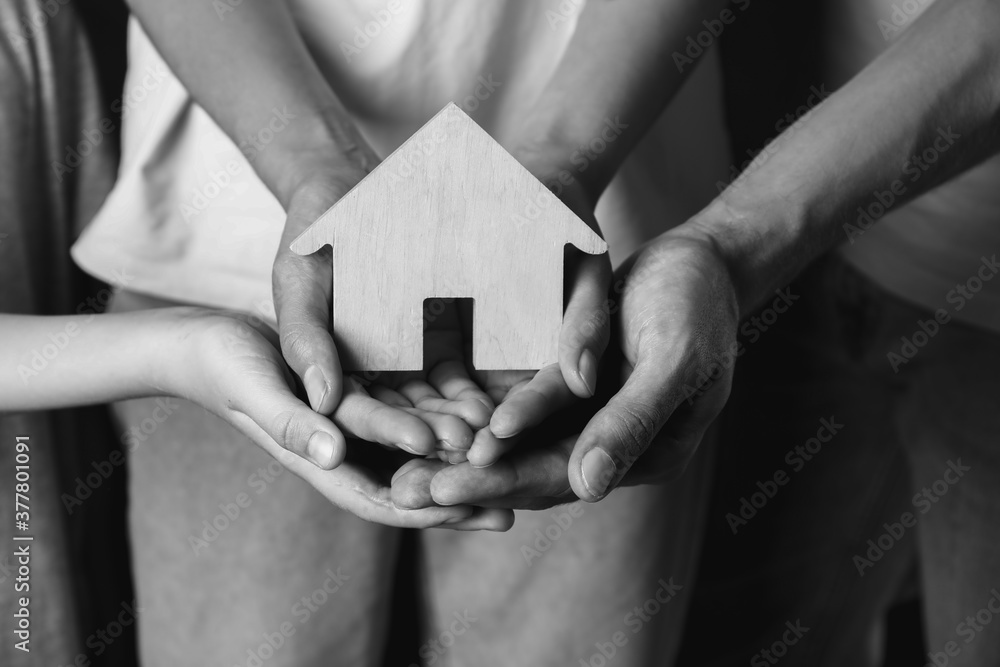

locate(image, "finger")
[[559, 252, 612, 399], [465, 427, 517, 469], [273, 243, 342, 415], [397, 378, 492, 430], [397, 404, 475, 452], [366, 384, 468, 454], [367, 383, 415, 408], [489, 363, 575, 439], [568, 350, 730, 502], [434, 507, 515, 532], [226, 408, 480, 528], [429, 360, 495, 421], [227, 361, 346, 469], [334, 380, 436, 456], [391, 457, 446, 509], [430, 438, 575, 507]]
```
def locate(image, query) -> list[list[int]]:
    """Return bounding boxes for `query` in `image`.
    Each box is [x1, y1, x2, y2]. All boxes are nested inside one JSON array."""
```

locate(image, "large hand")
[[454, 154, 613, 468], [396, 227, 739, 508], [170, 309, 510, 530]]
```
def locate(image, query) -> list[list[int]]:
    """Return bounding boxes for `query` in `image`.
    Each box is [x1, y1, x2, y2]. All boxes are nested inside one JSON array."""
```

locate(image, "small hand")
[[171, 309, 511, 529]]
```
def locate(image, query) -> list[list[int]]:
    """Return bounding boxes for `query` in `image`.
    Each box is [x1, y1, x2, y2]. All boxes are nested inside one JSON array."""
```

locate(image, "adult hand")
[[394, 225, 739, 509], [272, 146, 376, 418], [455, 149, 614, 468]]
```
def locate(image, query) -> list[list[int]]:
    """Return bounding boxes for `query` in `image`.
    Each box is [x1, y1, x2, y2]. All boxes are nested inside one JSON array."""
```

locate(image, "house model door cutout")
[[290, 103, 608, 372]]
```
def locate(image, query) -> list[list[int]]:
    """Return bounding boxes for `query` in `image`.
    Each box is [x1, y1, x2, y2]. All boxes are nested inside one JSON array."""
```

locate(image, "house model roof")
[[290, 102, 607, 372]]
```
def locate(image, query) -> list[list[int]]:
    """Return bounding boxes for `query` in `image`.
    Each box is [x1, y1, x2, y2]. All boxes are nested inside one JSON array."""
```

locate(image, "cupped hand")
[[454, 151, 613, 469], [169, 308, 511, 530], [395, 226, 740, 509]]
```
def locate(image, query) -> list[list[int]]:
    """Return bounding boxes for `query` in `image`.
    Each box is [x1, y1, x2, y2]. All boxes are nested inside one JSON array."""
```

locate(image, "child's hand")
[[346, 298, 496, 463], [166, 309, 507, 528]]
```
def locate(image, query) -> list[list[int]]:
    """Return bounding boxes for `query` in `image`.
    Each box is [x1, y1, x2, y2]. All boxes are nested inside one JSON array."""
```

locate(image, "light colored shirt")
[[830, 0, 1000, 334], [71, 0, 730, 321]]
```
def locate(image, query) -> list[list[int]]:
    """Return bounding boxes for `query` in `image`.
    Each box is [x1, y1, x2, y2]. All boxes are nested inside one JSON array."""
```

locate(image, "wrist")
[[507, 108, 613, 206], [145, 307, 219, 401], [677, 191, 810, 318], [256, 106, 379, 210]]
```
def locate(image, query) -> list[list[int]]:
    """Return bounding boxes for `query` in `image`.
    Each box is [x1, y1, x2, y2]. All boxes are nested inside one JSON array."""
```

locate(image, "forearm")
[[126, 0, 376, 205], [688, 0, 1000, 315], [0, 310, 194, 411], [518, 0, 730, 198]]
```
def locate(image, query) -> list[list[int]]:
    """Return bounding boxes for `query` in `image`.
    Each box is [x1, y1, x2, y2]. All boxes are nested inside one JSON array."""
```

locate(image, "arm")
[[695, 0, 1000, 314], [125, 0, 377, 417], [512, 0, 731, 198], [569, 0, 1000, 500], [474, 0, 732, 456], [416, 0, 1000, 505], [125, 0, 376, 203], [0, 310, 496, 528]]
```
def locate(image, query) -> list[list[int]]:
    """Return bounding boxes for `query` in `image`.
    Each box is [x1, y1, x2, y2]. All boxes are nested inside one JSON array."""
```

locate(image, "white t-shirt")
[[831, 0, 1000, 333], [71, 0, 730, 321]]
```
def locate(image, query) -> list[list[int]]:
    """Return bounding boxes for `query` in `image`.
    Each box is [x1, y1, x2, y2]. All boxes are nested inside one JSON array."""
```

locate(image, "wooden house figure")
[[290, 103, 607, 372]]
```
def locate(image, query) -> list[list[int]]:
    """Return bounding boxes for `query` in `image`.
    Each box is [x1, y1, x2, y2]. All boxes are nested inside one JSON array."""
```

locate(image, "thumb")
[[274, 230, 343, 415], [274, 176, 358, 415], [559, 252, 612, 399], [567, 354, 672, 501], [568, 350, 732, 501], [228, 368, 347, 471]]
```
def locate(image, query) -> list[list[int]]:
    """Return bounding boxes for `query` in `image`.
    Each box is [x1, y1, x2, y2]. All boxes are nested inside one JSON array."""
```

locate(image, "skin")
[[0, 308, 513, 529], [406, 0, 1000, 510], [122, 0, 726, 525]]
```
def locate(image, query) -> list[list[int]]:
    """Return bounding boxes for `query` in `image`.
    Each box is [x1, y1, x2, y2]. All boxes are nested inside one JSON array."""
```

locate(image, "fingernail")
[[307, 431, 336, 468], [303, 366, 329, 412], [581, 447, 616, 499], [578, 349, 597, 397], [489, 413, 517, 439]]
